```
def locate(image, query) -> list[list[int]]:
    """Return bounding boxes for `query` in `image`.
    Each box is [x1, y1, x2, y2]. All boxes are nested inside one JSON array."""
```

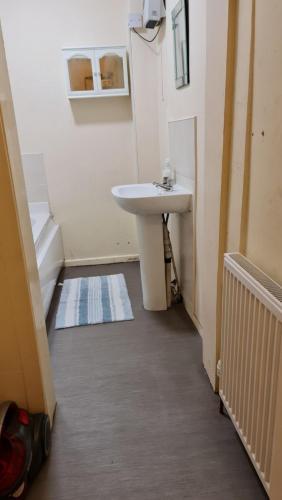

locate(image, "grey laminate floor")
[[27, 262, 267, 500]]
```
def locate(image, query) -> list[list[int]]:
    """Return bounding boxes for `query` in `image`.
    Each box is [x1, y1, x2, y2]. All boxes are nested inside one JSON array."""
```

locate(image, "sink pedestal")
[[136, 215, 167, 311]]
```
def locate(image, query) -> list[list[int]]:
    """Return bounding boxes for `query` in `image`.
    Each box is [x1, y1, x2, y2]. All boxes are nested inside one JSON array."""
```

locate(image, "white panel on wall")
[[168, 117, 196, 182], [22, 153, 50, 206]]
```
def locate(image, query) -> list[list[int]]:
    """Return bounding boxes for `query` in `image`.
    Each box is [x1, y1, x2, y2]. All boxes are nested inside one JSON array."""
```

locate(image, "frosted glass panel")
[[68, 57, 94, 91], [99, 54, 124, 90]]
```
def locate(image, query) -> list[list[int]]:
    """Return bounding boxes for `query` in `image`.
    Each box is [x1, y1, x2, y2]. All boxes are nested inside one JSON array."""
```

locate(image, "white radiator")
[[219, 253, 282, 495]]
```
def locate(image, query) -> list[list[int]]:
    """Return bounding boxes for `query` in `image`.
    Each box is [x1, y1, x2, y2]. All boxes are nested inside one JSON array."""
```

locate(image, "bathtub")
[[29, 202, 64, 317]]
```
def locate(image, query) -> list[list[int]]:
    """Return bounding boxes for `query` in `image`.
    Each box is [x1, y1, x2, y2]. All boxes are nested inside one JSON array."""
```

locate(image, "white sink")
[[111, 182, 193, 312], [111, 183, 192, 215]]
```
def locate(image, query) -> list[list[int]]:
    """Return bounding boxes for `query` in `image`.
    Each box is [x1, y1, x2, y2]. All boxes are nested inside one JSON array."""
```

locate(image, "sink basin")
[[111, 182, 193, 312], [111, 183, 192, 215]]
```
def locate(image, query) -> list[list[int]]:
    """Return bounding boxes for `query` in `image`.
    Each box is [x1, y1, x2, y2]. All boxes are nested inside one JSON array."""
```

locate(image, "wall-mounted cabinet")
[[62, 46, 129, 99]]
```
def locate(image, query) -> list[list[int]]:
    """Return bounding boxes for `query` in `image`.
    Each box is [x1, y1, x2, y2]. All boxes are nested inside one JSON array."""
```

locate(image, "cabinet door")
[[94, 48, 129, 96], [63, 49, 97, 98]]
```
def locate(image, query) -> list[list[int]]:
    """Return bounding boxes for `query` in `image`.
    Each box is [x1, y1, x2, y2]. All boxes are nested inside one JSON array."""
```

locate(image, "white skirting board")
[[184, 298, 203, 338], [64, 254, 140, 267]]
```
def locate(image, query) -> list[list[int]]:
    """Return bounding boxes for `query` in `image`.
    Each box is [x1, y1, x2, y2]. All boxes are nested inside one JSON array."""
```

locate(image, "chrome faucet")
[[153, 181, 173, 191]]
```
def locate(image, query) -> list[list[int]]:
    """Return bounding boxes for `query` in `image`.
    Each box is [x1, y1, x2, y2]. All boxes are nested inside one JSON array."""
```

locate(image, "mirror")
[[99, 54, 124, 90], [172, 0, 190, 89], [68, 56, 94, 91]]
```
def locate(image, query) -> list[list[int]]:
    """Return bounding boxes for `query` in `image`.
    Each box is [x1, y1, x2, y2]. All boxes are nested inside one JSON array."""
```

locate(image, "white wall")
[[226, 0, 282, 286], [225, 0, 282, 287], [129, 29, 161, 183], [0, 0, 161, 265], [245, 0, 282, 284]]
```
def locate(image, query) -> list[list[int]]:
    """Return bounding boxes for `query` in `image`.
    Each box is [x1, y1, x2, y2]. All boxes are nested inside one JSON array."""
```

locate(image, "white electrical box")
[[143, 0, 166, 29], [128, 13, 143, 29]]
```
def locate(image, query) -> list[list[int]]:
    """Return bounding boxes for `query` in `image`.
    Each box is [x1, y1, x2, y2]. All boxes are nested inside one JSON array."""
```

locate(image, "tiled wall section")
[[22, 153, 50, 205]]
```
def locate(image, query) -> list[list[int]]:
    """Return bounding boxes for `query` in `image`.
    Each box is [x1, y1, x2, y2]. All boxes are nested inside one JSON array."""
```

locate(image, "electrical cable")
[[132, 20, 163, 43], [128, 30, 141, 182]]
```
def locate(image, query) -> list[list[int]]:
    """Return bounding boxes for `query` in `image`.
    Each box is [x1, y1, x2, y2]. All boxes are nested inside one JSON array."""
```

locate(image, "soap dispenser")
[[162, 159, 175, 187]]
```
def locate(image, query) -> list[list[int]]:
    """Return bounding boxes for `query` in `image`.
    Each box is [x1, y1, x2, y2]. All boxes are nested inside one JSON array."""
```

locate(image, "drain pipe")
[[162, 214, 172, 307], [162, 214, 182, 306]]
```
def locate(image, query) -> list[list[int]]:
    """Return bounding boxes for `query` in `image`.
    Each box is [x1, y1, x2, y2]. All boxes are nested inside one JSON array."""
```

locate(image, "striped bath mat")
[[55, 274, 134, 329]]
